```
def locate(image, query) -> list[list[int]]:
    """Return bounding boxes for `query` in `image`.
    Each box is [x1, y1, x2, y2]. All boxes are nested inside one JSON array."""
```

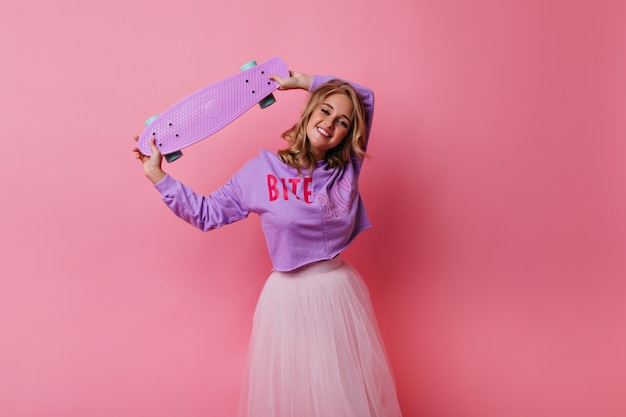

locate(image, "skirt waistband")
[[275, 256, 344, 277]]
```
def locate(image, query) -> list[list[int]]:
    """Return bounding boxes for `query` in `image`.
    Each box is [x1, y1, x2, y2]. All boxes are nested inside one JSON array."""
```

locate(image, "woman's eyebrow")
[[321, 103, 352, 123]]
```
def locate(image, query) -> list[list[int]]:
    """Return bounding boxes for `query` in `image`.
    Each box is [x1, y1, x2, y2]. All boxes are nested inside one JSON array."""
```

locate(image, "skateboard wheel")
[[240, 60, 276, 109], [145, 114, 159, 126], [259, 94, 276, 109], [240, 60, 257, 71], [164, 150, 183, 163]]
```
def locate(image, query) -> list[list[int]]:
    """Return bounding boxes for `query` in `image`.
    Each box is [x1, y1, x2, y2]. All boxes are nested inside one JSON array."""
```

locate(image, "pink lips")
[[317, 126, 330, 138]]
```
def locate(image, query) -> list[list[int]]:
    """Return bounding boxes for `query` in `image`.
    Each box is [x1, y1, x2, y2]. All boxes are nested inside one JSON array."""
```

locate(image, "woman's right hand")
[[133, 136, 166, 185]]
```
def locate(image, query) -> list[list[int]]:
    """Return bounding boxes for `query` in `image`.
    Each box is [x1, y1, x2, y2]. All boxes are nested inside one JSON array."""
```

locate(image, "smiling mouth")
[[317, 127, 330, 138]]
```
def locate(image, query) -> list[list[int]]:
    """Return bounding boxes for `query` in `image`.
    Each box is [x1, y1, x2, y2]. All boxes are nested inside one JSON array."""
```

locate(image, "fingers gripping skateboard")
[[144, 115, 184, 163]]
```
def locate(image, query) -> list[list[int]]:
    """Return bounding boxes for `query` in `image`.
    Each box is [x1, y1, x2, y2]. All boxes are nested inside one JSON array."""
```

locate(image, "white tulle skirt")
[[237, 256, 402, 417]]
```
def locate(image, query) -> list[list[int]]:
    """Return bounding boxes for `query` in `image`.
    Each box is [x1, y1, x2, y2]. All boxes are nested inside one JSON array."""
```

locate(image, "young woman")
[[133, 70, 402, 417]]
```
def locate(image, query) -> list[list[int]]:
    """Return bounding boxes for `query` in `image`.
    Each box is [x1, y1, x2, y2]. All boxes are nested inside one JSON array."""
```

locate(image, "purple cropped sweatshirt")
[[154, 75, 375, 271]]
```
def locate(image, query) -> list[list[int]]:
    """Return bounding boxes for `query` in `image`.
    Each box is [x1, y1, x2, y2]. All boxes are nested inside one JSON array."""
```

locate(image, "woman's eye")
[[321, 109, 330, 115]]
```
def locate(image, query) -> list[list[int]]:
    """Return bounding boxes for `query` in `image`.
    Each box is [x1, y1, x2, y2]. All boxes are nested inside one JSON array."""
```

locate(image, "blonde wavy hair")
[[278, 79, 367, 174]]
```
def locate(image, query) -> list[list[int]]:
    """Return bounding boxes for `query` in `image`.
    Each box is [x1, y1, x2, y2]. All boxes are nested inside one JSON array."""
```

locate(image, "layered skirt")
[[237, 256, 402, 417]]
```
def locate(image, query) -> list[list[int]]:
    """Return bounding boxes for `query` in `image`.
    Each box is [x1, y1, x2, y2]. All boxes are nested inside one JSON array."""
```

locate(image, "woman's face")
[[306, 93, 353, 161]]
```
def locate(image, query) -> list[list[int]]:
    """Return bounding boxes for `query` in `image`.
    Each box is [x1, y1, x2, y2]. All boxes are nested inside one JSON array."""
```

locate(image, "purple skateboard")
[[138, 56, 289, 162]]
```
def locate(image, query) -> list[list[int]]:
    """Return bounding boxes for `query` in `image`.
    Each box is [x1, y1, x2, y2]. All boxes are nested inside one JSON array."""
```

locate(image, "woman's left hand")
[[270, 71, 312, 91]]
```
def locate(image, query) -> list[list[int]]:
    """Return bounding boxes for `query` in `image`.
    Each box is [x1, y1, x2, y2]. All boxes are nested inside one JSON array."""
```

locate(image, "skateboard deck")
[[138, 56, 289, 161]]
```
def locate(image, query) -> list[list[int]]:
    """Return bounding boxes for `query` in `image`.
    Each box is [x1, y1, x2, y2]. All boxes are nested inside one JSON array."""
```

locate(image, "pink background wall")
[[2, 0, 625, 416]]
